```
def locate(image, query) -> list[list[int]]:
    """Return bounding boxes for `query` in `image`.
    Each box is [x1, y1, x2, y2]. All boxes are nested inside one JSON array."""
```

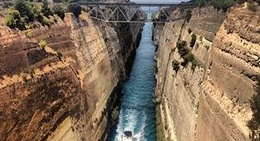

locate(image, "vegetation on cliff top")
[[5, 0, 82, 30], [53, 4, 65, 20], [67, 3, 81, 17], [41, 0, 53, 18], [190, 0, 259, 11], [6, 9, 26, 30], [247, 76, 260, 140], [6, 0, 63, 30]]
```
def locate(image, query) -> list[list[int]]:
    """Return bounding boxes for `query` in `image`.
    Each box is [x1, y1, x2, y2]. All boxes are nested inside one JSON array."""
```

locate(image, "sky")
[[130, 0, 189, 3]]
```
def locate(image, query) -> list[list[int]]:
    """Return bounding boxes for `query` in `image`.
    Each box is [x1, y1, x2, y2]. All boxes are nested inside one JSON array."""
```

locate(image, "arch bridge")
[[79, 2, 196, 23]]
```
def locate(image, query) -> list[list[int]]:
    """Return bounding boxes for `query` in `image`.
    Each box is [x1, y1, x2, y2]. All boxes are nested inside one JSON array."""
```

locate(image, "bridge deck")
[[79, 2, 195, 7], [80, 2, 195, 23]]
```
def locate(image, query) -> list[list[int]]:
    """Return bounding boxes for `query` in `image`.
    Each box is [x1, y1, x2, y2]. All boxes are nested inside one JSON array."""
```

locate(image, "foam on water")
[[107, 22, 156, 141]]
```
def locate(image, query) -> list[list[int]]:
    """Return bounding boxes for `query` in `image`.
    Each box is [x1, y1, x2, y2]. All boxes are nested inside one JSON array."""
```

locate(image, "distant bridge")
[[79, 2, 196, 23]]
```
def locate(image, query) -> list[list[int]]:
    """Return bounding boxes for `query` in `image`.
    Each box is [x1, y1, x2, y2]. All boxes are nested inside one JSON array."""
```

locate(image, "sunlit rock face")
[[0, 11, 142, 141], [154, 5, 260, 141]]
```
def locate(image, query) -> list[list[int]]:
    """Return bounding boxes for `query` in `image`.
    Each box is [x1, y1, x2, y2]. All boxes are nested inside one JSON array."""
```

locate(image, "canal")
[[108, 22, 156, 141]]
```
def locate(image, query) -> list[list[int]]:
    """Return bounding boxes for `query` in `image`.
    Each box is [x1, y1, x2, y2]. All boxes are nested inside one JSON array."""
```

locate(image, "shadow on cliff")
[[248, 76, 260, 141]]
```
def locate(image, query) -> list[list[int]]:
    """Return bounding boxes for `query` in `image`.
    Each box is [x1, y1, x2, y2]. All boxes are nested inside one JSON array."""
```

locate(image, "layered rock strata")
[[0, 11, 142, 141], [154, 5, 260, 141]]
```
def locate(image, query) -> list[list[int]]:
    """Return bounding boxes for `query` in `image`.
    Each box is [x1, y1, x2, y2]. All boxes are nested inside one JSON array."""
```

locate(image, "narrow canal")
[[108, 22, 156, 141]]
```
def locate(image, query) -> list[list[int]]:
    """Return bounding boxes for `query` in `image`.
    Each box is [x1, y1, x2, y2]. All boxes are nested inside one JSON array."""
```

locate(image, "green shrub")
[[53, 18, 58, 23], [67, 3, 81, 17], [53, 4, 65, 20], [104, 37, 110, 42], [57, 52, 63, 60], [42, 16, 52, 27], [188, 28, 192, 34], [193, 0, 239, 11], [248, 5, 256, 12], [176, 40, 197, 68], [22, 29, 32, 37], [111, 106, 119, 125], [6, 0, 59, 30], [213, 0, 237, 11], [35, 13, 44, 25], [190, 34, 197, 48], [181, 51, 195, 67], [191, 59, 199, 72], [186, 9, 192, 22], [30, 69, 35, 78], [172, 60, 180, 72], [6, 10, 19, 28], [6, 10, 26, 30], [22, 74, 28, 82], [38, 39, 47, 48], [177, 41, 187, 49], [177, 41, 188, 57], [238, 0, 247, 4], [248, 1, 257, 12], [205, 45, 210, 50], [3, 2, 13, 8], [247, 76, 260, 141], [199, 36, 203, 42]]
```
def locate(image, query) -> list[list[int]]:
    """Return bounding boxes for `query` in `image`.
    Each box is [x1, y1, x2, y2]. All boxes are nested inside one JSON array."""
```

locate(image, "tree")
[[192, 0, 244, 11], [41, 0, 53, 17], [6, 10, 26, 30], [53, 4, 65, 20], [67, 3, 81, 17], [196, 0, 206, 7], [13, 0, 35, 22], [213, 0, 237, 11]]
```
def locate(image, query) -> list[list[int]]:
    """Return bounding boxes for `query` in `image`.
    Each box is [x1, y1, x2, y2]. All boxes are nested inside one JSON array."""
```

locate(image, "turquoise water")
[[107, 22, 156, 141]]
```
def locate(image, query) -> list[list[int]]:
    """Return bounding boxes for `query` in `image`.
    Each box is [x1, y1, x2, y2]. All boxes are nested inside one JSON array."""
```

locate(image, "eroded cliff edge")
[[154, 5, 260, 141], [0, 11, 142, 141]]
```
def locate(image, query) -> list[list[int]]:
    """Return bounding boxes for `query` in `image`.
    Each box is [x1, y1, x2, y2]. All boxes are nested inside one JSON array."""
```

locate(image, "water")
[[107, 22, 156, 141]]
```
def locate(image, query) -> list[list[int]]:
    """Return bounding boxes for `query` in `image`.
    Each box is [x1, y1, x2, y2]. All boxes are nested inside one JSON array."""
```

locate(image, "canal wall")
[[154, 5, 260, 141], [0, 9, 143, 141]]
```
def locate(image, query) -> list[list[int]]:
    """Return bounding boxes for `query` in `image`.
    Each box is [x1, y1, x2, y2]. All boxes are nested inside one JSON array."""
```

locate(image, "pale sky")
[[130, 0, 189, 3]]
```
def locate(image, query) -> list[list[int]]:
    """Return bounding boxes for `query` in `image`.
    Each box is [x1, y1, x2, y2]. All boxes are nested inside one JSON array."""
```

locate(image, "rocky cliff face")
[[0, 12, 142, 141], [154, 5, 260, 141]]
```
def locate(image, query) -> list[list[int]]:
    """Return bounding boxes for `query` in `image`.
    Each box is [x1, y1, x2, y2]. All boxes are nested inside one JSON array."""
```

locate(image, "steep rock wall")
[[0, 12, 142, 141], [155, 5, 260, 141]]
